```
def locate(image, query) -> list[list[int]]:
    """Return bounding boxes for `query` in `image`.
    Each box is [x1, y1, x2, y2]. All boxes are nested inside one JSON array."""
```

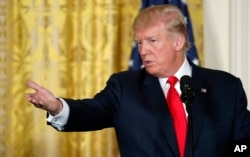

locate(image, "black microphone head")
[[180, 75, 192, 91], [180, 75, 194, 103]]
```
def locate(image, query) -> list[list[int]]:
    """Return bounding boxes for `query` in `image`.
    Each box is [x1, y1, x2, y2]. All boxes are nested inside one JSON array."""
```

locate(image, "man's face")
[[134, 24, 183, 77]]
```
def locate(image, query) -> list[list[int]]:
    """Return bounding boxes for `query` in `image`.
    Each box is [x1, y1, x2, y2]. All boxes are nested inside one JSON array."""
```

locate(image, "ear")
[[174, 34, 185, 51]]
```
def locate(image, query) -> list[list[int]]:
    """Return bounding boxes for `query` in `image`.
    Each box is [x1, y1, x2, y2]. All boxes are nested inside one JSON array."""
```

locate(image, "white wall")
[[204, 0, 230, 71], [204, 0, 250, 109]]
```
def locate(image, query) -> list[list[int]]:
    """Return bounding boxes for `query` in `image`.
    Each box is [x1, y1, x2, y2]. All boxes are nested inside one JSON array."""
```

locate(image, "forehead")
[[134, 24, 166, 39]]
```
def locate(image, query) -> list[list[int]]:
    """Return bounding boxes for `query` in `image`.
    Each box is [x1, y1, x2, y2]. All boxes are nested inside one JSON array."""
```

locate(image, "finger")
[[25, 93, 36, 102], [25, 93, 32, 101], [34, 103, 44, 109], [27, 80, 42, 91], [26, 93, 40, 104]]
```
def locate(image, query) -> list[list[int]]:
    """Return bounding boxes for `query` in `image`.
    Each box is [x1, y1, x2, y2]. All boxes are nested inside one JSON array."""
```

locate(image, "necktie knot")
[[167, 76, 178, 87]]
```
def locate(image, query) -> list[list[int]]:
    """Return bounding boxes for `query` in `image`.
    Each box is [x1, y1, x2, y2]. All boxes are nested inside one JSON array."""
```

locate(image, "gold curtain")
[[1, 0, 141, 157], [187, 0, 203, 66], [0, 0, 202, 157]]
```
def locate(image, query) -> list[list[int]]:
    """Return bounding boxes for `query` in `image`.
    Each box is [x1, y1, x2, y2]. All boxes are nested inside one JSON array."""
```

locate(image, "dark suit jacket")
[[56, 62, 250, 157]]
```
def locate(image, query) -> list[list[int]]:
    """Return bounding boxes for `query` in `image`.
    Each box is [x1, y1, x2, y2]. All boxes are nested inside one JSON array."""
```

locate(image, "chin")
[[145, 67, 160, 77]]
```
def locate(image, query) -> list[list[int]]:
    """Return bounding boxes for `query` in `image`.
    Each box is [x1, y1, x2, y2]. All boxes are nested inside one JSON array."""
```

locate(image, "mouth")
[[143, 60, 154, 67]]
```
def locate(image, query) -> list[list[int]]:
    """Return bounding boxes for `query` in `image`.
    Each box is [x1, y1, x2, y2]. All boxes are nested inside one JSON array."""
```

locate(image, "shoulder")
[[109, 69, 147, 82], [192, 66, 246, 95], [193, 65, 241, 84]]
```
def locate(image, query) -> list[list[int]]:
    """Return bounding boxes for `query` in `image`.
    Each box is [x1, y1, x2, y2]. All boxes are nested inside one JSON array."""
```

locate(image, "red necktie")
[[166, 76, 187, 157]]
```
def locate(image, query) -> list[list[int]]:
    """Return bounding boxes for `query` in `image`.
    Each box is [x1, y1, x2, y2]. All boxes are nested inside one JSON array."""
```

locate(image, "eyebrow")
[[134, 36, 156, 41]]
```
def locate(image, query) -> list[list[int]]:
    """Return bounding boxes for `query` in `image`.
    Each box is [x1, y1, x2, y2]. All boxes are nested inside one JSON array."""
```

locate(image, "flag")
[[129, 0, 199, 70]]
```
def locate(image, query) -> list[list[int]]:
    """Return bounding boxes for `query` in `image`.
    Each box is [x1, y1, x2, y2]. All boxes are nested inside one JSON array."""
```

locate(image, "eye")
[[150, 39, 157, 43], [135, 40, 142, 46]]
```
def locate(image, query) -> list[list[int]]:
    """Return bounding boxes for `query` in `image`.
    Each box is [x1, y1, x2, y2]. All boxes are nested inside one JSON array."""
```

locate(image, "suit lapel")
[[188, 64, 210, 149], [142, 71, 179, 156]]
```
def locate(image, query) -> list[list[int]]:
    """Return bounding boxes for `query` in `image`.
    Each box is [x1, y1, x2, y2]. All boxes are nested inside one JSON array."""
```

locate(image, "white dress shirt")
[[47, 98, 69, 130]]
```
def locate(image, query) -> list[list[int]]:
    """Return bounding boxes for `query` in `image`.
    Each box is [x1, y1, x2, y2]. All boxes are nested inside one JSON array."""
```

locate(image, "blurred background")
[[0, 0, 249, 157]]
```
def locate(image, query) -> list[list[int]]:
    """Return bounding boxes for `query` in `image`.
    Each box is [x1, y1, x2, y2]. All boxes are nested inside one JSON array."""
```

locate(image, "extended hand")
[[26, 80, 62, 115]]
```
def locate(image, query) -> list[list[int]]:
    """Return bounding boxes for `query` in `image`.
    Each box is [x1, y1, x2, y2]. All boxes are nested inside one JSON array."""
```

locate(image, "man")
[[26, 4, 250, 157]]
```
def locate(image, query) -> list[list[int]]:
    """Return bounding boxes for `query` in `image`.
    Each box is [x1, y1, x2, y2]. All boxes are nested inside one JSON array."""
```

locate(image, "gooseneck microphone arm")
[[180, 75, 195, 157]]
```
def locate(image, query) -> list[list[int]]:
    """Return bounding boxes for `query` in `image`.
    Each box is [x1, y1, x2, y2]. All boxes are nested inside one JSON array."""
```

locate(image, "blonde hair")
[[133, 4, 190, 51]]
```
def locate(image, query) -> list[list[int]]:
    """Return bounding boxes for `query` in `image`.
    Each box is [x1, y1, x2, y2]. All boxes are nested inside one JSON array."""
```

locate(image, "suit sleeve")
[[50, 73, 121, 132]]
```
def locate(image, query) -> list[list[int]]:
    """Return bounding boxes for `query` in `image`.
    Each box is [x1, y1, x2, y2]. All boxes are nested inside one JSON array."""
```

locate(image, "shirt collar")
[[159, 57, 192, 88]]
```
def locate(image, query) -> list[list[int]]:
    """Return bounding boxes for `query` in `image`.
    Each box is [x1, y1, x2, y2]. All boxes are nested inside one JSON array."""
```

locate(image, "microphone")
[[180, 75, 194, 157], [180, 75, 194, 105]]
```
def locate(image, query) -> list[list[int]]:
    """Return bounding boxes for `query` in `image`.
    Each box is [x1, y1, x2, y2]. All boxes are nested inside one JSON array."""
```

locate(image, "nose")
[[139, 42, 148, 56]]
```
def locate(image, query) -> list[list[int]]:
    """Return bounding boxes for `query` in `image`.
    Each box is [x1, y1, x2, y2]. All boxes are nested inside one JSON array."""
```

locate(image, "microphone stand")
[[180, 75, 194, 157], [184, 99, 193, 157]]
